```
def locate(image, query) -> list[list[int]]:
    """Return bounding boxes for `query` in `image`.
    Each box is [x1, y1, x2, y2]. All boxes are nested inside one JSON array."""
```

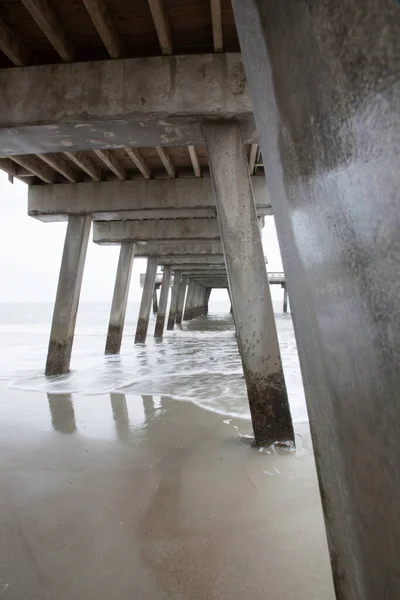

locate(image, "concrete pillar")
[[167, 270, 182, 330], [134, 257, 158, 343], [45, 215, 91, 376], [192, 283, 200, 318], [203, 121, 294, 448], [283, 285, 288, 314], [232, 0, 400, 596], [175, 274, 188, 325], [204, 287, 211, 314], [183, 280, 195, 321], [105, 243, 135, 355], [154, 266, 172, 338], [152, 288, 158, 314]]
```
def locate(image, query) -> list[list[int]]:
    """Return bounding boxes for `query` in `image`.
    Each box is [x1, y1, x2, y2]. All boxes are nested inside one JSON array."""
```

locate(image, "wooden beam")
[[82, 0, 122, 59], [38, 153, 78, 183], [0, 15, 32, 66], [94, 149, 125, 180], [155, 147, 175, 178], [188, 145, 201, 177], [248, 143, 258, 175], [210, 0, 223, 52], [20, 0, 75, 61], [125, 148, 151, 179], [148, 0, 172, 55], [10, 154, 55, 183], [0, 157, 18, 178], [64, 151, 101, 181]]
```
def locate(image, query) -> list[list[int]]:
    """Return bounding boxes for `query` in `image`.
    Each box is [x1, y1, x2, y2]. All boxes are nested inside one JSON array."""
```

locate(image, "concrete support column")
[[204, 121, 294, 447], [134, 257, 158, 343], [45, 215, 91, 376], [192, 283, 200, 318], [154, 266, 172, 338], [167, 270, 182, 330], [283, 285, 288, 314], [204, 287, 212, 314], [152, 289, 158, 314], [105, 243, 135, 355], [183, 280, 195, 321], [231, 0, 400, 595], [175, 275, 188, 325]]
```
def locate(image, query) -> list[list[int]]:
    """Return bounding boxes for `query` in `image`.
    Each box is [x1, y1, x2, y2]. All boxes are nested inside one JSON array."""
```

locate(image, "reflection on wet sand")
[[0, 389, 334, 599]]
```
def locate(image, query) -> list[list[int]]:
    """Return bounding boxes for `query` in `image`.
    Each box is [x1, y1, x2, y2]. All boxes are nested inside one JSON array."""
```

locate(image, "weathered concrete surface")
[[45, 215, 91, 376], [154, 266, 172, 338], [105, 243, 135, 355], [28, 177, 271, 222], [204, 287, 212, 314], [160, 256, 225, 266], [232, 0, 400, 597], [93, 219, 220, 244], [283, 285, 288, 314], [134, 257, 158, 343], [167, 270, 181, 330], [204, 121, 294, 447], [152, 289, 158, 314], [0, 53, 255, 155], [175, 275, 188, 325]]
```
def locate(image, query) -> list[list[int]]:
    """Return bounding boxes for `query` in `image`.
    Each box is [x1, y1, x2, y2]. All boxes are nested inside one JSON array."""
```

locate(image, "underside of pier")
[[1, 0, 399, 598]]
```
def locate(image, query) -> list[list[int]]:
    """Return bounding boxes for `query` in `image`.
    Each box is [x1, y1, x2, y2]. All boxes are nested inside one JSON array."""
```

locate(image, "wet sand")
[[0, 387, 335, 599]]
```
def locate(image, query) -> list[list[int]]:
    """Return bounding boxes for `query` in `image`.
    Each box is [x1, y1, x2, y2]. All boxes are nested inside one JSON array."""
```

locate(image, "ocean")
[[0, 299, 307, 425]]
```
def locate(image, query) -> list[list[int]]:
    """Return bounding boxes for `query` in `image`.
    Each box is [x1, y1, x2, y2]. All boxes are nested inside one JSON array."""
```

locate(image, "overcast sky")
[[0, 171, 283, 304]]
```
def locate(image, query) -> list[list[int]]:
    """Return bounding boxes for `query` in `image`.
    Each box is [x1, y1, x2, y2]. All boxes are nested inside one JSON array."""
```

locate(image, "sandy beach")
[[0, 386, 334, 599]]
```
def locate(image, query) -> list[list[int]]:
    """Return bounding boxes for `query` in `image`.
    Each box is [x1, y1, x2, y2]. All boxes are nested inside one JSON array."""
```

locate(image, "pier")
[[0, 0, 399, 597]]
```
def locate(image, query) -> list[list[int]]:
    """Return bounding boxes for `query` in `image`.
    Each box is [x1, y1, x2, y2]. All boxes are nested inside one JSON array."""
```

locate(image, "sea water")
[[0, 299, 308, 424]]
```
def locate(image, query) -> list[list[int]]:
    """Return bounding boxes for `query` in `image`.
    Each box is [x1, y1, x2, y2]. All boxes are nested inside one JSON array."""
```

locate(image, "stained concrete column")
[[231, 0, 400, 596], [105, 243, 135, 355], [152, 289, 158, 314], [154, 266, 172, 338], [203, 121, 294, 448], [183, 280, 195, 321], [45, 215, 91, 376], [204, 287, 211, 314], [134, 257, 158, 343], [167, 270, 182, 330], [175, 274, 188, 325], [283, 285, 288, 314]]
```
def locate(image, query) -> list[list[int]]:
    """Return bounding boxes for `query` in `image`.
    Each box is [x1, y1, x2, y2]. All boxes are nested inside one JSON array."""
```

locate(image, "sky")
[[0, 171, 284, 304]]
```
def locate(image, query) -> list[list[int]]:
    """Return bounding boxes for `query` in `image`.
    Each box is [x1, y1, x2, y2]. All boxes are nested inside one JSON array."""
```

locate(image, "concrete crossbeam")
[[28, 176, 271, 222], [0, 53, 255, 155], [131, 242, 224, 256], [93, 219, 220, 244], [160, 256, 225, 265]]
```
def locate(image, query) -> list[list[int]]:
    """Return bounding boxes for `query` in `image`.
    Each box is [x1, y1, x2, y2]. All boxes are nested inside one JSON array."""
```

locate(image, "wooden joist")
[[156, 147, 175, 178], [210, 0, 223, 52], [148, 0, 172, 55], [64, 151, 101, 181], [188, 145, 201, 177], [0, 15, 32, 66], [10, 154, 55, 183], [82, 0, 122, 59], [94, 149, 125, 180], [20, 0, 75, 61], [38, 153, 78, 183], [125, 148, 151, 179]]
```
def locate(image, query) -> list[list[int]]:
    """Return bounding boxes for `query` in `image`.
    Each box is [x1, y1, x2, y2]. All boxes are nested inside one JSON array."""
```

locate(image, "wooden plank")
[[94, 149, 125, 180], [148, 0, 172, 55], [125, 148, 151, 179], [10, 154, 55, 183], [188, 145, 201, 177], [82, 0, 122, 59], [0, 15, 32, 66], [210, 0, 223, 52], [248, 143, 258, 175], [64, 151, 101, 181], [156, 147, 175, 178], [20, 0, 75, 61], [38, 153, 78, 183]]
